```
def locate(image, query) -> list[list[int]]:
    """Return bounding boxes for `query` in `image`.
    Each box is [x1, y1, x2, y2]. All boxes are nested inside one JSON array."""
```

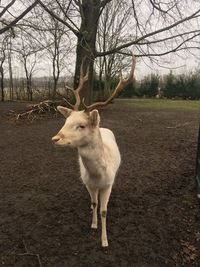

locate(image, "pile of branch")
[[16, 100, 58, 121]]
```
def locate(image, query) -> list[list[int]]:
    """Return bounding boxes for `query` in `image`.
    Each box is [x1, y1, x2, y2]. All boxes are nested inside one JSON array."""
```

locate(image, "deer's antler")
[[82, 53, 136, 111], [66, 59, 89, 111]]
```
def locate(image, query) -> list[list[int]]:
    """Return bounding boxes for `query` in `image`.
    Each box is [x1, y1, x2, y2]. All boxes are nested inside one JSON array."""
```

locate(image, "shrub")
[[137, 74, 159, 97], [163, 71, 200, 99], [119, 80, 136, 98]]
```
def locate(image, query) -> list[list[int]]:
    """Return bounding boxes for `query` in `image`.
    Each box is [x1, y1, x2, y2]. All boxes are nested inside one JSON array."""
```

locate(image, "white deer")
[[52, 55, 136, 247]]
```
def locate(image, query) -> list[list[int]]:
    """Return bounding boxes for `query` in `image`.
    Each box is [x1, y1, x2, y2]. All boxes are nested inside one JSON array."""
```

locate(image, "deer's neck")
[[78, 129, 106, 176]]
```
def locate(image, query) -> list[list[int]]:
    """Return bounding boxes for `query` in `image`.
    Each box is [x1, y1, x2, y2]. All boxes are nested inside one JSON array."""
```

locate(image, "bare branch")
[[149, 0, 170, 14], [54, 0, 80, 32], [0, 1, 39, 35], [0, 0, 16, 18], [96, 7, 200, 57], [100, 0, 112, 8], [37, 0, 79, 37], [16, 100, 57, 121], [137, 30, 200, 46]]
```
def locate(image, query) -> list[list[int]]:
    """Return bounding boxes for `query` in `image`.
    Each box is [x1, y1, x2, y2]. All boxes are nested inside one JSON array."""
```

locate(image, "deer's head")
[[52, 108, 100, 147], [52, 53, 136, 147]]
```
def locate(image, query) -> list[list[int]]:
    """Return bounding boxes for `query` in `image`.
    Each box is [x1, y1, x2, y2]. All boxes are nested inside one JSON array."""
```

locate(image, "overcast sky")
[[2, 0, 200, 80]]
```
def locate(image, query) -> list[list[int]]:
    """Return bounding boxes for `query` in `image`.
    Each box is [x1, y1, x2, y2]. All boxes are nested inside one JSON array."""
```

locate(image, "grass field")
[[117, 98, 200, 112]]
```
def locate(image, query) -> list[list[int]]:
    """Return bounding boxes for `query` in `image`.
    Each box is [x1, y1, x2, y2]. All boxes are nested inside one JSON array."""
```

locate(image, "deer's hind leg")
[[86, 186, 99, 229]]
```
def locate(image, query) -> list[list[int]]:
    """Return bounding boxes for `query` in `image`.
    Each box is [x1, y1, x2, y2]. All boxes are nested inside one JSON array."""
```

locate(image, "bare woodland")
[[0, 0, 200, 103]]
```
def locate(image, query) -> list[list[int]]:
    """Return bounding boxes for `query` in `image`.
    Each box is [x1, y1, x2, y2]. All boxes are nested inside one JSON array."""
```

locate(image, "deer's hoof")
[[91, 223, 97, 229], [102, 239, 108, 247]]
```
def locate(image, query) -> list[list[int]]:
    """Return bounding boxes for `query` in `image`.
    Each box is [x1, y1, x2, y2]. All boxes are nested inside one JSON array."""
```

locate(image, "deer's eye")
[[78, 125, 86, 129]]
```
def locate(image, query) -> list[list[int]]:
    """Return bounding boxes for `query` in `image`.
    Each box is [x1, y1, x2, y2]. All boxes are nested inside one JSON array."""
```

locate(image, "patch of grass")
[[117, 98, 200, 112]]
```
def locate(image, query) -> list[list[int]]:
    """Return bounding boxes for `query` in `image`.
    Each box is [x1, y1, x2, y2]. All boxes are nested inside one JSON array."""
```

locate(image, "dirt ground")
[[1, 101, 200, 267]]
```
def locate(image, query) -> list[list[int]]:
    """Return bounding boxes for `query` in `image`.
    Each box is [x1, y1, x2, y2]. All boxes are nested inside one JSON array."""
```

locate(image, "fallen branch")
[[55, 91, 75, 109], [16, 100, 58, 121]]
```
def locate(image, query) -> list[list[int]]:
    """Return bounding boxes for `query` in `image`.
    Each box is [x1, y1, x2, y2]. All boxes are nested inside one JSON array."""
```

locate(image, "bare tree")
[[36, 0, 200, 103], [38, 0, 108, 103], [0, 35, 9, 101], [7, 31, 15, 100], [1, 0, 200, 103], [96, 1, 133, 97], [14, 29, 42, 101], [38, 5, 71, 99], [16, 1, 74, 100], [0, 49, 6, 101]]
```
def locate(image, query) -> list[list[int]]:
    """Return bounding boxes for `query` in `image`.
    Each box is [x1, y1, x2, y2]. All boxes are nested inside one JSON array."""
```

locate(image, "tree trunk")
[[29, 78, 33, 101], [8, 57, 14, 100], [0, 66, 4, 102], [52, 44, 60, 100], [74, 0, 101, 105], [52, 77, 59, 100], [26, 76, 32, 101], [8, 36, 14, 100], [24, 58, 33, 101], [52, 63, 59, 100]]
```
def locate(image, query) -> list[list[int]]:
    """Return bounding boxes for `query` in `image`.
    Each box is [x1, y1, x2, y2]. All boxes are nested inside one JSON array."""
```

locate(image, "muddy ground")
[[0, 101, 200, 267]]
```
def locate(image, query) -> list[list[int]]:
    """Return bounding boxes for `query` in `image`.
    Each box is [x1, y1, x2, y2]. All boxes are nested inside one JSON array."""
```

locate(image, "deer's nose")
[[52, 136, 60, 143]]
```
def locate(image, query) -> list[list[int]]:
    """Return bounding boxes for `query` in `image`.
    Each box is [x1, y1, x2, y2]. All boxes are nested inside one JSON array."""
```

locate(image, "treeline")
[[2, 71, 200, 101], [2, 76, 71, 101], [119, 71, 200, 100]]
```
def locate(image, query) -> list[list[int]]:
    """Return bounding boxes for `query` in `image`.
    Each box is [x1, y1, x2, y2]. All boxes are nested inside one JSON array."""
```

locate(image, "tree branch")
[[96, 7, 200, 57], [54, 0, 80, 32], [0, 0, 16, 18], [118, 32, 200, 58], [0, 0, 39, 35], [37, 0, 80, 37], [100, 0, 112, 8], [137, 30, 200, 46]]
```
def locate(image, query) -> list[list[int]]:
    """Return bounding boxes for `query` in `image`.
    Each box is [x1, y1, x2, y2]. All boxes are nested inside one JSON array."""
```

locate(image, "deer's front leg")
[[86, 186, 99, 229], [100, 186, 112, 247]]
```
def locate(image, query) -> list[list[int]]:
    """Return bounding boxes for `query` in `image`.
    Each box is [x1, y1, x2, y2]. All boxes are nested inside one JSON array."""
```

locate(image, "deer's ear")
[[57, 106, 72, 118], [89, 110, 100, 127]]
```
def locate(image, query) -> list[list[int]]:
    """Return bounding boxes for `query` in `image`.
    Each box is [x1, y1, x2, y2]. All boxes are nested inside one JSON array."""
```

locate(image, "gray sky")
[[2, 0, 200, 80]]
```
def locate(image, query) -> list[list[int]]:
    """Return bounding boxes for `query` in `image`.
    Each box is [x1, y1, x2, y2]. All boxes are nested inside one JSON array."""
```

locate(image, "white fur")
[[52, 107, 121, 247], [79, 128, 121, 189]]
